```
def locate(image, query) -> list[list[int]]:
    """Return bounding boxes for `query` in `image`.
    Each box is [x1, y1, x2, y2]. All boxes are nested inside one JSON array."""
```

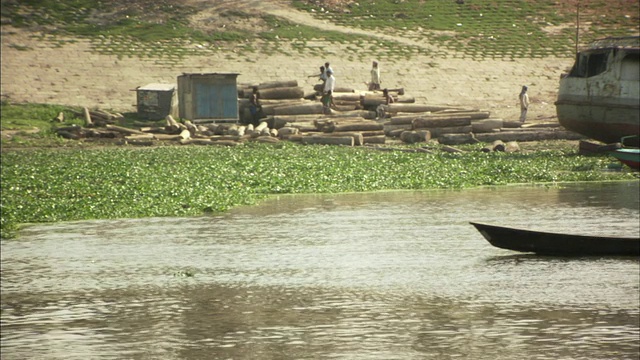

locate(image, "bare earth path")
[[0, 0, 572, 122]]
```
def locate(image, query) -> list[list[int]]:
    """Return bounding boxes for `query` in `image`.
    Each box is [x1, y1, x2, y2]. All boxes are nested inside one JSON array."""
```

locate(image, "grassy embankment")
[[1, 0, 639, 238]]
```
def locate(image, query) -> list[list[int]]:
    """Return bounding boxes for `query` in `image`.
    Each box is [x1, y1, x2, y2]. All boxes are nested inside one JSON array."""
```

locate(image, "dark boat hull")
[[470, 222, 640, 256]]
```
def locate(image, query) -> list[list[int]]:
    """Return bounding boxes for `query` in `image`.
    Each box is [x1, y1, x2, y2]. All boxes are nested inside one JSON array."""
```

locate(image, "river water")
[[2, 181, 639, 360]]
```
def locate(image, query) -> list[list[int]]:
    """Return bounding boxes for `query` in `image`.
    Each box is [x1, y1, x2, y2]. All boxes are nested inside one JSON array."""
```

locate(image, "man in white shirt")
[[322, 69, 335, 114]]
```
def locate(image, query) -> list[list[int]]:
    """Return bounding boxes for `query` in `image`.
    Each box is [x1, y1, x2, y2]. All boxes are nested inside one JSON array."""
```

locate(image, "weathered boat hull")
[[555, 101, 639, 144], [610, 148, 640, 170], [555, 37, 640, 145], [470, 222, 640, 256]]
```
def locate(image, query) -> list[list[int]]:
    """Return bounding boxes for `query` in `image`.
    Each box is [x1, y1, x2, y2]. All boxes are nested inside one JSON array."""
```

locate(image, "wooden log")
[[343, 130, 385, 137], [386, 128, 407, 138], [441, 145, 465, 153], [578, 140, 621, 155], [492, 140, 506, 152], [83, 107, 93, 126], [85, 128, 117, 138], [184, 120, 198, 136], [505, 141, 520, 153], [258, 80, 298, 89], [125, 134, 155, 141], [271, 114, 324, 128], [412, 117, 471, 129], [166, 115, 180, 130], [390, 111, 487, 125], [438, 133, 478, 145], [472, 118, 504, 133], [273, 102, 325, 115], [502, 121, 523, 128], [363, 135, 386, 144], [427, 125, 473, 138], [301, 135, 355, 146], [328, 122, 385, 133], [286, 122, 318, 132], [53, 111, 64, 123], [260, 100, 306, 115], [332, 92, 362, 102], [140, 126, 167, 133], [387, 112, 435, 125], [254, 121, 269, 133], [386, 103, 462, 113], [323, 132, 364, 146], [473, 130, 586, 143], [287, 134, 305, 142], [269, 128, 278, 137], [255, 86, 305, 100], [209, 135, 242, 141], [313, 84, 355, 93], [153, 134, 182, 141], [253, 135, 280, 143], [400, 130, 431, 144], [106, 124, 145, 135], [179, 129, 191, 140], [522, 122, 562, 129], [278, 127, 299, 137], [328, 110, 377, 119]]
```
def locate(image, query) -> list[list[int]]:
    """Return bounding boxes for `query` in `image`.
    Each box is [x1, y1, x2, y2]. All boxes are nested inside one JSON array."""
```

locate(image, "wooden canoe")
[[470, 222, 640, 256]]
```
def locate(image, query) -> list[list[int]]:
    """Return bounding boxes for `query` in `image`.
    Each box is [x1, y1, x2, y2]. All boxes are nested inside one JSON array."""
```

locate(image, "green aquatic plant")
[[1, 143, 636, 239]]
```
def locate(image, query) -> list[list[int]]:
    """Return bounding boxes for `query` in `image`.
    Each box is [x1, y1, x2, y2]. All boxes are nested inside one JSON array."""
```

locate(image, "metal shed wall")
[[178, 73, 239, 123]]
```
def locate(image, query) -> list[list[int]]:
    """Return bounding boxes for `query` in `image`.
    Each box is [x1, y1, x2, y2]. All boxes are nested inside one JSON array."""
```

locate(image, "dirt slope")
[[0, 0, 572, 122]]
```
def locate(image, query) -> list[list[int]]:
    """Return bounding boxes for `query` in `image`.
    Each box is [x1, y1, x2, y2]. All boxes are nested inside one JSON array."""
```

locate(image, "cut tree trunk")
[[106, 124, 146, 135], [273, 102, 324, 115], [301, 135, 355, 146], [323, 132, 364, 146], [471, 118, 504, 133], [259, 86, 305, 100], [412, 117, 472, 129]]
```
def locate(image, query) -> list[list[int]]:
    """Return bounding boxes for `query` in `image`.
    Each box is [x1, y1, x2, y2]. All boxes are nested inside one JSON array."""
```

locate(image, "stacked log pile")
[[53, 78, 585, 148]]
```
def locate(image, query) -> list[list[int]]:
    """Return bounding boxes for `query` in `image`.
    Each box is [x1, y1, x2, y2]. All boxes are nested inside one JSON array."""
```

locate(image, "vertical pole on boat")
[[575, 0, 580, 55]]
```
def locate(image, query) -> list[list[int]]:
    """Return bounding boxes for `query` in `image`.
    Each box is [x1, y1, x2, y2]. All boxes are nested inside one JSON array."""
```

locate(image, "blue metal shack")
[[177, 72, 239, 123]]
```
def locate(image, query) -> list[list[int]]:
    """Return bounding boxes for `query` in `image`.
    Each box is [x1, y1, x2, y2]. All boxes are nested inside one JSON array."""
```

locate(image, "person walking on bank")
[[519, 85, 530, 122], [322, 69, 336, 114], [369, 60, 381, 91]]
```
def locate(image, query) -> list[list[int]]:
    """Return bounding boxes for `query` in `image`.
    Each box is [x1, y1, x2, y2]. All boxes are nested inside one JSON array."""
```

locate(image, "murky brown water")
[[2, 182, 639, 359]]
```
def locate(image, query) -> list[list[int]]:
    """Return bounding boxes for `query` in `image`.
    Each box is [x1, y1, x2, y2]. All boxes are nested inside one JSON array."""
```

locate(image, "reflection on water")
[[2, 182, 639, 359]]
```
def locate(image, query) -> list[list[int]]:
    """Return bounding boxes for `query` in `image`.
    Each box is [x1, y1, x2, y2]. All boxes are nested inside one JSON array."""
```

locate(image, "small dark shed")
[[135, 83, 178, 120], [177, 72, 239, 123]]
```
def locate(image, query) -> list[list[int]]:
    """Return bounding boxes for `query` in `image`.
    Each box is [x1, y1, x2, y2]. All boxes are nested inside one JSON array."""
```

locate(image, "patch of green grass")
[[293, 0, 639, 58], [0, 102, 150, 148], [2, 0, 637, 60]]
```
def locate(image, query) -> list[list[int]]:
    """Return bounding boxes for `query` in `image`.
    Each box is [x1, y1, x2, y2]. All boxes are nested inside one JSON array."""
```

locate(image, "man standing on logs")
[[519, 85, 530, 122], [322, 69, 336, 114], [369, 60, 381, 91]]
